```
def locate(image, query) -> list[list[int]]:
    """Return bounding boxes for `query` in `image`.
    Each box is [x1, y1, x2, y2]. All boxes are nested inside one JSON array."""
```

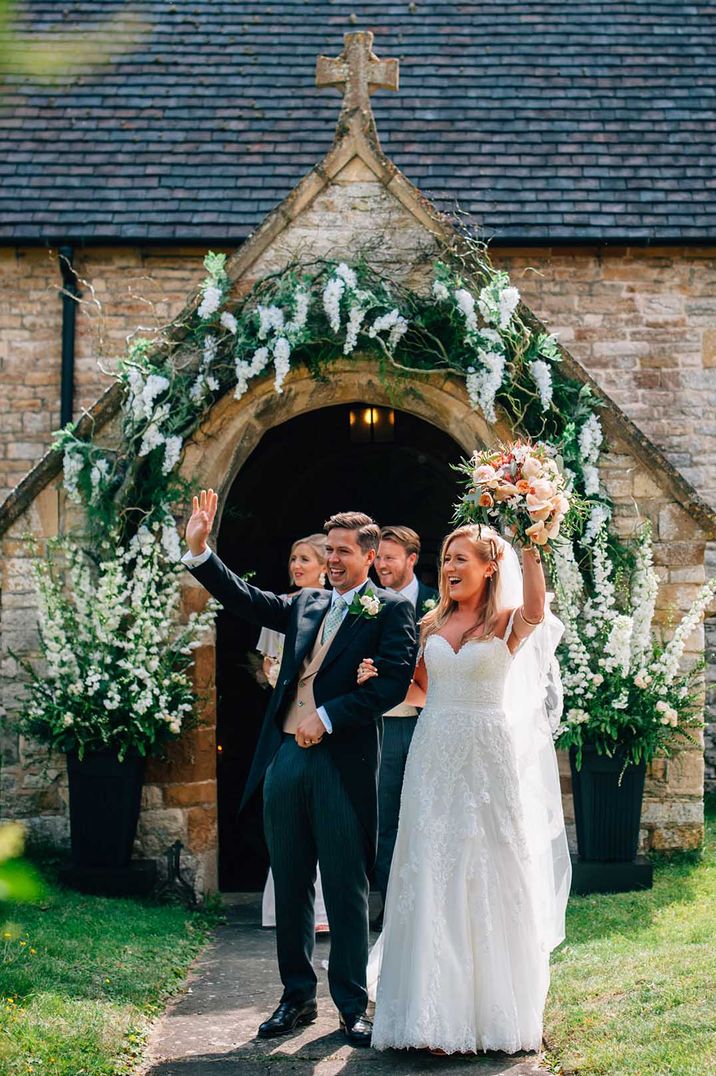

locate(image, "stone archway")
[[144, 362, 511, 894]]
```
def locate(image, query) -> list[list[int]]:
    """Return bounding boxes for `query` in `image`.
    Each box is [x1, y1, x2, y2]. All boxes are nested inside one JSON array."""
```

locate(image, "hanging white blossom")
[[335, 263, 357, 289], [257, 304, 285, 340], [220, 311, 238, 334], [273, 337, 291, 394], [432, 280, 450, 302], [344, 306, 366, 355], [454, 288, 478, 334], [529, 359, 553, 410], [465, 349, 506, 423], [322, 277, 345, 333], [197, 284, 222, 320]]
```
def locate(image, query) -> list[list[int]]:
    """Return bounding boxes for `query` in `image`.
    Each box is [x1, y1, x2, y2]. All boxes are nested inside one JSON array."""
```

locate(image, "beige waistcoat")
[[282, 612, 335, 733]]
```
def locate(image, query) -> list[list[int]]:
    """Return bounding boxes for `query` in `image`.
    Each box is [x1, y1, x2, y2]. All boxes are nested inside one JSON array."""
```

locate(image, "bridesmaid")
[[257, 534, 331, 933]]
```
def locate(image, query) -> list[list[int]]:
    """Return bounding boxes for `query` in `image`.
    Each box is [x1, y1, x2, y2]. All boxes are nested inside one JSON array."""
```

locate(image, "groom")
[[183, 491, 417, 1046]]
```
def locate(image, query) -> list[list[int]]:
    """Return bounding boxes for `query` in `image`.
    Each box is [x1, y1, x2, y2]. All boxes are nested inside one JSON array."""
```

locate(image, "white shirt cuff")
[[316, 706, 333, 734], [181, 546, 212, 568]]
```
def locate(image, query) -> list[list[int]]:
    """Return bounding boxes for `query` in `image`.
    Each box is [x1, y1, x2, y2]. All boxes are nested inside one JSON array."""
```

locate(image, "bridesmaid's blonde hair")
[[420, 524, 504, 648], [288, 533, 328, 582]]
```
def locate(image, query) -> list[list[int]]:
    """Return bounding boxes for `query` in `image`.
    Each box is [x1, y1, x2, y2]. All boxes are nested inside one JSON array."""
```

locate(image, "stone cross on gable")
[[316, 31, 399, 142]]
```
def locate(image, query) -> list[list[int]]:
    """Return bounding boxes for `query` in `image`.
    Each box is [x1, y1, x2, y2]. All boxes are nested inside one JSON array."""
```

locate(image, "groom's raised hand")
[[186, 488, 218, 556]]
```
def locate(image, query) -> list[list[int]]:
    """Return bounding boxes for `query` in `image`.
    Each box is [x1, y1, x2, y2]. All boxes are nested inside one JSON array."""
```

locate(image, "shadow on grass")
[[557, 798, 715, 951]]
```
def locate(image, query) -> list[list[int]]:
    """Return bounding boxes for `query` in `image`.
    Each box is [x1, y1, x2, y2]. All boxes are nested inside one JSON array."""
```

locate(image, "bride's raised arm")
[[508, 545, 546, 652]]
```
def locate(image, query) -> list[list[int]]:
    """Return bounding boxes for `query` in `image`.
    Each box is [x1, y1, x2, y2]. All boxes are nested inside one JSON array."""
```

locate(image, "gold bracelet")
[[525, 546, 542, 563], [518, 606, 544, 626]]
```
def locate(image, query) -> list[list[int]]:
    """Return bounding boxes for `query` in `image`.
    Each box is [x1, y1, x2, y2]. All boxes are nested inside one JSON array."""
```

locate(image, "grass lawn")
[[0, 871, 217, 1076], [546, 795, 716, 1076]]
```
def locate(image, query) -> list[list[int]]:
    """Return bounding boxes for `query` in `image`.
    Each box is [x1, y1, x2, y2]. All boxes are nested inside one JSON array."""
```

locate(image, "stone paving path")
[[141, 896, 550, 1076]]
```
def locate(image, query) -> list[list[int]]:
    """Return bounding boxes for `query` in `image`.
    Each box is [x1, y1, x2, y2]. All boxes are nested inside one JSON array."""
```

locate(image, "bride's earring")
[[319, 571, 327, 587]]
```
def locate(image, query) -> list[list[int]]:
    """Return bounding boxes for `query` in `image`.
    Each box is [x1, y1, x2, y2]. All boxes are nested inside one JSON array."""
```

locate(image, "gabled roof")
[[1, 0, 715, 244], [2, 29, 716, 543]]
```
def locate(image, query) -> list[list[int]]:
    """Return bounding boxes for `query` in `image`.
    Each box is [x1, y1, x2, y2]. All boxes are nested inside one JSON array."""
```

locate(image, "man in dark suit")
[[372, 526, 439, 927], [183, 491, 416, 1046]]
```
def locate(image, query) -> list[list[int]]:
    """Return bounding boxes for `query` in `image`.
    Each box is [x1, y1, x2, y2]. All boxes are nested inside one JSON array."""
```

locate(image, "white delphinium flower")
[[454, 288, 478, 333], [197, 284, 222, 320], [649, 577, 716, 685], [220, 311, 238, 334], [322, 278, 345, 333], [432, 280, 450, 302], [603, 614, 633, 676], [344, 305, 366, 355], [162, 435, 183, 476], [630, 527, 660, 666], [583, 502, 611, 544], [465, 349, 506, 424], [272, 337, 291, 394], [160, 522, 182, 562], [529, 359, 553, 410]]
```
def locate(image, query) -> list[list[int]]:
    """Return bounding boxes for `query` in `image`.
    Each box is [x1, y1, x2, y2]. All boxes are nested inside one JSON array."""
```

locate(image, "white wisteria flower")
[[529, 359, 553, 410], [220, 311, 238, 334], [197, 284, 222, 320], [273, 336, 292, 394]]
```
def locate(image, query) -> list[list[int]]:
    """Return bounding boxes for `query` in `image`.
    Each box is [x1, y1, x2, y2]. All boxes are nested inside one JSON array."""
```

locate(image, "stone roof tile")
[[1, 0, 714, 242]]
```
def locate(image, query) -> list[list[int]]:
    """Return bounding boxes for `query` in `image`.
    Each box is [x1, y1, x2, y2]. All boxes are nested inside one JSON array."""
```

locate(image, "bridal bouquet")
[[456, 440, 574, 548]]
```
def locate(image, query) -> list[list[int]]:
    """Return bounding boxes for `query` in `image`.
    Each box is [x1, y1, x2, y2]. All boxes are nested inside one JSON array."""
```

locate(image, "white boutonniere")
[[422, 597, 438, 614], [348, 589, 383, 619]]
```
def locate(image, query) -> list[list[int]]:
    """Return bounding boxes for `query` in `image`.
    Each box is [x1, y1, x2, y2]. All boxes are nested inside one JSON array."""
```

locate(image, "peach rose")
[[515, 479, 530, 494], [494, 482, 517, 502], [526, 520, 550, 545], [521, 456, 542, 479], [474, 464, 499, 488], [478, 491, 494, 507]]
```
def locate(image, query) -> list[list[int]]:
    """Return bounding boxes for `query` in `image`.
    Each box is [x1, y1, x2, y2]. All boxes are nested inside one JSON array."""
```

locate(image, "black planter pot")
[[66, 750, 145, 869], [570, 744, 646, 862]]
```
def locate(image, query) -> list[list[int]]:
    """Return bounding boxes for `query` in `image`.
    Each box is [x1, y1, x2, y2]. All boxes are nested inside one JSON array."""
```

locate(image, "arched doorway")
[[215, 402, 464, 890]]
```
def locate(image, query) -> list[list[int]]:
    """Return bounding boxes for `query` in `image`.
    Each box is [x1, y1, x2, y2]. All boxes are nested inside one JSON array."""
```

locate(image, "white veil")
[[494, 538, 571, 954]]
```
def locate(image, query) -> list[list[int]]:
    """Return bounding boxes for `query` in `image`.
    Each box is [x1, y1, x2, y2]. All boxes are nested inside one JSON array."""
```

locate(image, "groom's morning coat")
[[187, 553, 417, 854]]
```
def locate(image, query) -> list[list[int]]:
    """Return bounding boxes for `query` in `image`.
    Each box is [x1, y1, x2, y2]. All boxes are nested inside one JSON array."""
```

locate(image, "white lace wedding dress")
[[370, 610, 569, 1055]]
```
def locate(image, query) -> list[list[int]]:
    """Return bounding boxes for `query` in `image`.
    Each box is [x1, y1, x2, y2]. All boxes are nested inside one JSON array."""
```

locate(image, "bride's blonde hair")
[[420, 524, 505, 648]]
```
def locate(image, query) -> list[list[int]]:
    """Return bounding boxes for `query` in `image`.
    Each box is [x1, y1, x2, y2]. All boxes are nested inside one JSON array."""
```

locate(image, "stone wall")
[[3, 243, 715, 504], [1, 218, 714, 883]]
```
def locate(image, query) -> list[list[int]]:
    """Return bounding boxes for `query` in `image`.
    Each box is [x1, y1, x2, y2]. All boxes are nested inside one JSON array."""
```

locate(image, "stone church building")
[[1, 3, 715, 892]]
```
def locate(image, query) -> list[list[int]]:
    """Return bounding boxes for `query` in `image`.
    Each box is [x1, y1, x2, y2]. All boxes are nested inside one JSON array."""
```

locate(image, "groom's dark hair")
[[324, 511, 380, 554]]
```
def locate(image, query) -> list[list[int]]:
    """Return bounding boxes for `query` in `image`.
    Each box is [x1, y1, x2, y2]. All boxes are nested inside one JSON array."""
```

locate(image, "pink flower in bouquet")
[[474, 464, 499, 488]]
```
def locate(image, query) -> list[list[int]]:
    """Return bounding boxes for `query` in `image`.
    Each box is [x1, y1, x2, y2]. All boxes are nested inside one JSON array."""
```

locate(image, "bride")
[[358, 524, 571, 1055]]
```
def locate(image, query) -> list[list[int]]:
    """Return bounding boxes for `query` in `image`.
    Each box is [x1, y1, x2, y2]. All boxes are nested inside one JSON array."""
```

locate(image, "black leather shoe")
[[258, 999, 318, 1038], [339, 1011, 373, 1047]]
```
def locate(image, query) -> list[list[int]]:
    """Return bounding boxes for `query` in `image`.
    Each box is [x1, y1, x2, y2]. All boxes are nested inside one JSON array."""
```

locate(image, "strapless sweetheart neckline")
[[429, 632, 510, 658]]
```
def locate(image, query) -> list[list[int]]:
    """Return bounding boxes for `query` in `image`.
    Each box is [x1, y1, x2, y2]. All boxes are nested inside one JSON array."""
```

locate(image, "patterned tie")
[[321, 594, 347, 645]]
